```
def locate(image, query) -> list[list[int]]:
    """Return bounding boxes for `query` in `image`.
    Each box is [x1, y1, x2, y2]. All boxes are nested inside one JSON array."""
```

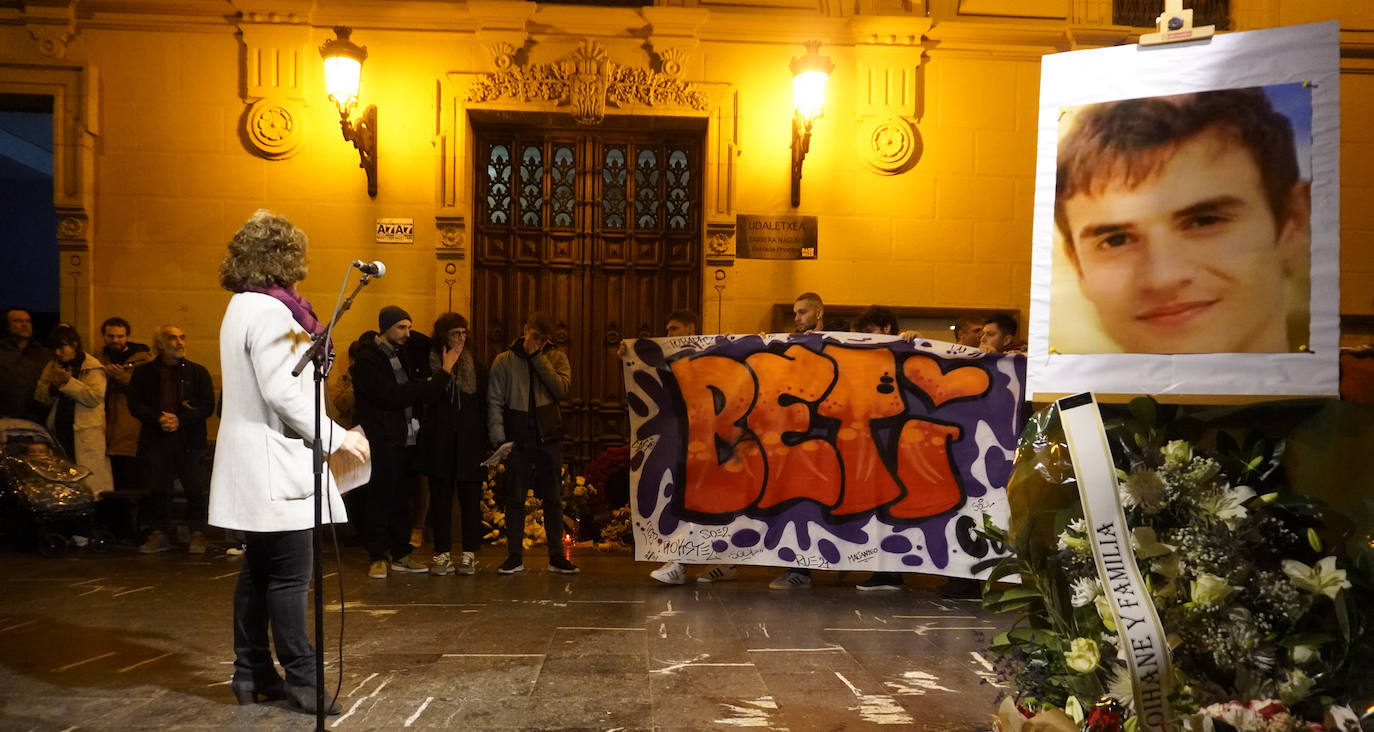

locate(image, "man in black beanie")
[[351, 305, 429, 578]]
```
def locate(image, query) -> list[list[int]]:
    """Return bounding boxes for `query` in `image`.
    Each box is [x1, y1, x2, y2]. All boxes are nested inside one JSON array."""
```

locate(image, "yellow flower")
[[1279, 669, 1314, 703], [1064, 695, 1086, 724], [1064, 638, 1100, 674], [1291, 644, 1319, 665], [1190, 572, 1237, 606], [1282, 556, 1351, 600], [1094, 595, 1117, 632], [1057, 531, 1088, 553], [1161, 440, 1192, 466], [1131, 526, 1174, 559], [576, 475, 586, 485]]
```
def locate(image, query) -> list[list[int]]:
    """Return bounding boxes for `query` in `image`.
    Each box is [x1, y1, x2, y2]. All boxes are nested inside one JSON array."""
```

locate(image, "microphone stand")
[[293, 270, 375, 731]]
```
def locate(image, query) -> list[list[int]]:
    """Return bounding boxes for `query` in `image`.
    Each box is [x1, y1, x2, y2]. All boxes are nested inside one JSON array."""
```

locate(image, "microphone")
[[352, 260, 386, 277]]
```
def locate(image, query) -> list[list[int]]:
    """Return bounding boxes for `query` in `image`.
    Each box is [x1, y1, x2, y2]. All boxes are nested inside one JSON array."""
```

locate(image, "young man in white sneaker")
[[647, 310, 740, 586], [488, 312, 578, 576], [767, 293, 828, 591]]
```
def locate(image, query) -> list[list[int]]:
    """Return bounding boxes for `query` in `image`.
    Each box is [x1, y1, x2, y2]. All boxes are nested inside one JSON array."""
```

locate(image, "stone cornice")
[[924, 19, 1073, 55]]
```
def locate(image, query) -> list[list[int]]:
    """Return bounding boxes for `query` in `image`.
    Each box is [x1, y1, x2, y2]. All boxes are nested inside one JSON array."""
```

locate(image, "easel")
[[1138, 0, 1215, 46]]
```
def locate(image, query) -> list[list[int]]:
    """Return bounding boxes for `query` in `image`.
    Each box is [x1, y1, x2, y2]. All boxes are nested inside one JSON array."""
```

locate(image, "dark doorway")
[[471, 119, 705, 467], [0, 93, 59, 339]]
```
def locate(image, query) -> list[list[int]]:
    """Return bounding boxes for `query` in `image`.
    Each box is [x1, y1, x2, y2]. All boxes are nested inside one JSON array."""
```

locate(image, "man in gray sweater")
[[487, 312, 578, 575]]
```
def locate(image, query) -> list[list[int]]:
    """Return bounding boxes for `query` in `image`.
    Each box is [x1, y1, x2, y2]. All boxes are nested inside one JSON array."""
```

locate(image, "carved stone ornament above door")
[[466, 39, 710, 125]]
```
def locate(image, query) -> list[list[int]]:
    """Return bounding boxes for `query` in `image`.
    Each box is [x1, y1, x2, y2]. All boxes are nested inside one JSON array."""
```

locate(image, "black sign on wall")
[[736, 214, 818, 260]]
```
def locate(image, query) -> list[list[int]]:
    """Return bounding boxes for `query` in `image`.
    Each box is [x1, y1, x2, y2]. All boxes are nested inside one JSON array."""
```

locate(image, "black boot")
[[230, 676, 287, 705], [283, 682, 341, 715]]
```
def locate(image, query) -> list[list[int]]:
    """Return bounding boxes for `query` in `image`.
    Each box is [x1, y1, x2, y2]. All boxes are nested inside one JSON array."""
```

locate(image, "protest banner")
[[623, 332, 1025, 577]]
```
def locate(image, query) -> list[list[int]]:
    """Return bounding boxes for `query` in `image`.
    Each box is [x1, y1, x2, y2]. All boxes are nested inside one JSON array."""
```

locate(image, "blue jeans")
[[233, 529, 314, 687]]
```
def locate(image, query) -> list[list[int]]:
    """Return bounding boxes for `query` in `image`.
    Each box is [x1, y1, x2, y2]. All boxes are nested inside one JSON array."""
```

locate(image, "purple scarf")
[[242, 284, 333, 362]]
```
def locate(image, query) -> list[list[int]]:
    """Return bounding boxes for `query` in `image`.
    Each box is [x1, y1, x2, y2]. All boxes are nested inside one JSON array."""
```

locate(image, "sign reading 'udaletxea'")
[[736, 214, 818, 259], [375, 218, 414, 244]]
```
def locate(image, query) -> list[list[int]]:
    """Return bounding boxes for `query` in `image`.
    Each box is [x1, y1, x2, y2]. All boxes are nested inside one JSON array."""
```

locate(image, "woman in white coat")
[[35, 325, 114, 495], [209, 209, 369, 714]]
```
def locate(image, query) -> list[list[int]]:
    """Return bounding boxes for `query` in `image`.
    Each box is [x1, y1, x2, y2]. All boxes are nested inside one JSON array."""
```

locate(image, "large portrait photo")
[[1027, 22, 1340, 398], [1049, 85, 1313, 355]]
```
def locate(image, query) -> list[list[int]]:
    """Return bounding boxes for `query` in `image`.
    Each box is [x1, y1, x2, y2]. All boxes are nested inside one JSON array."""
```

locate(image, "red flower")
[[1086, 707, 1123, 732]]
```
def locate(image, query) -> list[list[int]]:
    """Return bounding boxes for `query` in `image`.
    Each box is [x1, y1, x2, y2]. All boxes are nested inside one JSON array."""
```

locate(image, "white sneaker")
[[768, 569, 813, 589], [457, 551, 476, 576], [650, 561, 687, 585], [429, 552, 455, 576], [697, 565, 738, 583]]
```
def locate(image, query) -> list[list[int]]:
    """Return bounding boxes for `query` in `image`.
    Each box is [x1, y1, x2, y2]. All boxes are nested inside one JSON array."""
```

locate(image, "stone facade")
[[1, 0, 1372, 424]]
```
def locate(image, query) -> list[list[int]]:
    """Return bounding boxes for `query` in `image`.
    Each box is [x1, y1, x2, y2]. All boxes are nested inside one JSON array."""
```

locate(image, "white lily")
[[1282, 556, 1351, 600], [1197, 484, 1256, 529]]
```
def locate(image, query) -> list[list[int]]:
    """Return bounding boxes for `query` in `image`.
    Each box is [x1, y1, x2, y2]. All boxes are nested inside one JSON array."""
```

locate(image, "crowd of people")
[[0, 209, 1031, 714], [2, 285, 1024, 580]]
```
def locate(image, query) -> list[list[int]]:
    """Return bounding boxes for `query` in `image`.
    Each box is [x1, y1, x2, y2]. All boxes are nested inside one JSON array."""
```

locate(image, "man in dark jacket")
[[488, 311, 577, 575], [0, 308, 52, 422], [98, 316, 154, 493], [351, 306, 429, 579], [128, 325, 216, 554]]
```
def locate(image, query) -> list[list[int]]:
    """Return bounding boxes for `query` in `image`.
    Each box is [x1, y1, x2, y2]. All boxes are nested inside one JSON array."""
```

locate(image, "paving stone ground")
[[0, 540, 1008, 730]]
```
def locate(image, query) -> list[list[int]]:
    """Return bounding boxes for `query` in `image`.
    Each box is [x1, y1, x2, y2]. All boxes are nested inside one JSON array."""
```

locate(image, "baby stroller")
[[0, 418, 114, 556]]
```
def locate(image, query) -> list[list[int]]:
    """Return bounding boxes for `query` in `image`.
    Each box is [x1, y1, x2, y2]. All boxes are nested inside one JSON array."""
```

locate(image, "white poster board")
[[1028, 22, 1340, 399]]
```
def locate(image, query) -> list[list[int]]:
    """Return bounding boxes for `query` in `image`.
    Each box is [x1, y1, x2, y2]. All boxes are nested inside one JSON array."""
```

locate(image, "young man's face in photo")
[[1062, 128, 1307, 354]]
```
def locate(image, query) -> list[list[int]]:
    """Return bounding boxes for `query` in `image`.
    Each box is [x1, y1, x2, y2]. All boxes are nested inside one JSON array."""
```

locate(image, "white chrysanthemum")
[[1070, 577, 1101, 608], [1105, 664, 1136, 713], [1120, 468, 1169, 513], [1067, 517, 1086, 534]]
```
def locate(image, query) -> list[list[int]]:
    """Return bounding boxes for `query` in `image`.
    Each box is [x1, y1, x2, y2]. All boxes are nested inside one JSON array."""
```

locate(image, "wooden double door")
[[471, 122, 703, 466]]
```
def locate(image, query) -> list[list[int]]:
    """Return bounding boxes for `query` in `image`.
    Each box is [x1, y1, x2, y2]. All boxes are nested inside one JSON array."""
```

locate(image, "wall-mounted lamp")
[[320, 26, 378, 198], [790, 40, 833, 208]]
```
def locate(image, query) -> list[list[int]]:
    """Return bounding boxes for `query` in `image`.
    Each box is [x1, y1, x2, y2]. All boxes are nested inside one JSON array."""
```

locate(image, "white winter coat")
[[209, 292, 349, 532], [35, 352, 114, 495]]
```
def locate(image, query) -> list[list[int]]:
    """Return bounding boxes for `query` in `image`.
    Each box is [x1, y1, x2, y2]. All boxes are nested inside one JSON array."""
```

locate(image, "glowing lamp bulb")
[[793, 70, 829, 122], [323, 55, 362, 111]]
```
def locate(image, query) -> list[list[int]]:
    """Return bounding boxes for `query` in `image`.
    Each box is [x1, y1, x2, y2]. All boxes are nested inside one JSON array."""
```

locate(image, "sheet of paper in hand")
[[329, 425, 372, 494]]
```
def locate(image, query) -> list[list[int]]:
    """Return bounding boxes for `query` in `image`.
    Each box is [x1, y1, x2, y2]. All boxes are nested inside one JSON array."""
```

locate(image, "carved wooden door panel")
[[472, 124, 702, 467]]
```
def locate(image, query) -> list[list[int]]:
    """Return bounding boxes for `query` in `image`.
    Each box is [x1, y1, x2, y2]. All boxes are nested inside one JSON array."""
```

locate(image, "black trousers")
[[503, 440, 564, 560], [429, 477, 482, 555], [232, 529, 314, 687], [142, 436, 209, 533], [363, 446, 415, 562]]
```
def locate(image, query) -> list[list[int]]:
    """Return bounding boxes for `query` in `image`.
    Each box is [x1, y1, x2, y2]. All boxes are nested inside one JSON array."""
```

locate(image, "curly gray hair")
[[219, 209, 308, 292]]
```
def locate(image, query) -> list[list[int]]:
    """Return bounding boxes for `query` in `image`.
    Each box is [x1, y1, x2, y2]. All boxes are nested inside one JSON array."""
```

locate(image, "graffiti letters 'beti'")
[[670, 342, 988, 523], [624, 332, 1025, 576]]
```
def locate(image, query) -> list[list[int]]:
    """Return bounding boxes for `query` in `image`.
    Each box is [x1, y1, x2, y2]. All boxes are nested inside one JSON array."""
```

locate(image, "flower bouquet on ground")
[[982, 397, 1374, 731]]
